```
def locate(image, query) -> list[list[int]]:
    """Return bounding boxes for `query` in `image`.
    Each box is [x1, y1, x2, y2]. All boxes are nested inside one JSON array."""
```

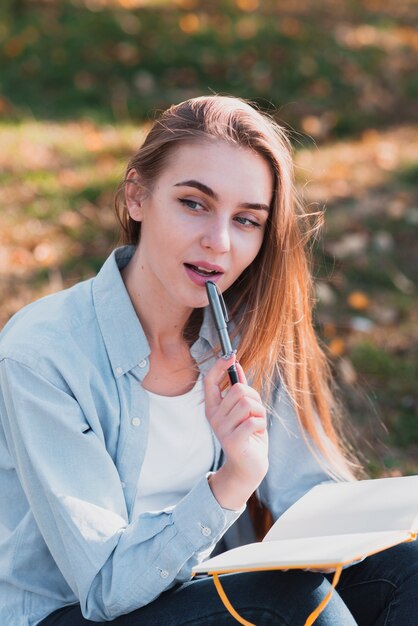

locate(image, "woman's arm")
[[0, 358, 241, 621]]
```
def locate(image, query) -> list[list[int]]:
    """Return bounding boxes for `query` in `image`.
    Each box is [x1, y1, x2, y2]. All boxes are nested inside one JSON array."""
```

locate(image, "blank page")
[[264, 476, 418, 542]]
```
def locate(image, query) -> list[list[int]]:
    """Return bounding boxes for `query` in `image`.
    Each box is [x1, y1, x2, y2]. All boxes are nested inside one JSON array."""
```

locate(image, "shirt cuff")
[[172, 474, 244, 553]]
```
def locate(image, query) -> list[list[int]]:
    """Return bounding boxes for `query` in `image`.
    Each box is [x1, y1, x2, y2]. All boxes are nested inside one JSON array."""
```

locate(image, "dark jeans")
[[39, 541, 418, 625]]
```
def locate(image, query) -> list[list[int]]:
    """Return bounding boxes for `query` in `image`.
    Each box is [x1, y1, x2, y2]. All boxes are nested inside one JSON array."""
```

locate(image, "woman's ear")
[[125, 168, 145, 222]]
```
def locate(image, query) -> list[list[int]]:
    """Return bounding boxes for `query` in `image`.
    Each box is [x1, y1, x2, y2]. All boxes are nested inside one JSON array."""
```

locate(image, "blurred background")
[[0, 0, 417, 475]]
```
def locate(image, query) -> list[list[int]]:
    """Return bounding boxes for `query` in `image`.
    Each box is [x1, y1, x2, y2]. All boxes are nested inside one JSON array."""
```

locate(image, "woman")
[[0, 96, 417, 625]]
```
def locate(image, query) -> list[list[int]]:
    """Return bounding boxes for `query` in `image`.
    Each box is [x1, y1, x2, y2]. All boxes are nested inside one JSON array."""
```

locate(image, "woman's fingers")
[[212, 396, 266, 440], [231, 416, 268, 444], [205, 356, 261, 413], [218, 381, 262, 418], [228, 417, 268, 454], [204, 353, 265, 436], [203, 353, 237, 414]]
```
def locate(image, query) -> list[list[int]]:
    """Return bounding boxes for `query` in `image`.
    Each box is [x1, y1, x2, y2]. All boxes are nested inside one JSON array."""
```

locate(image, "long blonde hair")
[[115, 95, 359, 482]]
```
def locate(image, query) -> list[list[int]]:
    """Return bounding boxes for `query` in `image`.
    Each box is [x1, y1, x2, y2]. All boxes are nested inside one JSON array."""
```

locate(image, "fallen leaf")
[[328, 337, 346, 356], [347, 291, 370, 310]]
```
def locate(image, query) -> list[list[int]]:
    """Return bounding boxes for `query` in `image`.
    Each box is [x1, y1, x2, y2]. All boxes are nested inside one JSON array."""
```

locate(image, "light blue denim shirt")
[[0, 246, 333, 625]]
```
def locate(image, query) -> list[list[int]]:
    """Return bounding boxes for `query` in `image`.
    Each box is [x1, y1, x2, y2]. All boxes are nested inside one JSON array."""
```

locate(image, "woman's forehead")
[[161, 139, 273, 197]]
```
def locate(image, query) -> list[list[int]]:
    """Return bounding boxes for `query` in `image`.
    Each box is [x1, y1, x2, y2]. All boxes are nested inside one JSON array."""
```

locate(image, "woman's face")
[[126, 139, 273, 312]]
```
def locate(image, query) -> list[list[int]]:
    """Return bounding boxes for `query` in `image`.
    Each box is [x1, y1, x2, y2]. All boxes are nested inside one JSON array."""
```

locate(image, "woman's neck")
[[120, 249, 202, 395], [121, 253, 192, 350]]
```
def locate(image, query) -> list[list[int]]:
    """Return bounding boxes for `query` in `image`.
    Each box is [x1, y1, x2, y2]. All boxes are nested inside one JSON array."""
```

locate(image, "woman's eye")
[[179, 198, 203, 211], [235, 216, 261, 228]]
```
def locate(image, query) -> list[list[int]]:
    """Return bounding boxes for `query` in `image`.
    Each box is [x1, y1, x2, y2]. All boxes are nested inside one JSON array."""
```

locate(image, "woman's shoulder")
[[0, 277, 96, 367]]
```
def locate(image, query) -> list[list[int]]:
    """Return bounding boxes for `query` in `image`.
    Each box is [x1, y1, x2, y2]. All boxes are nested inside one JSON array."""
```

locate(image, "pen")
[[205, 281, 239, 386]]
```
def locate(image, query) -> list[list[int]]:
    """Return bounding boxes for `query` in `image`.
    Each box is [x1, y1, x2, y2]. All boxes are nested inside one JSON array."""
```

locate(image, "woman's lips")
[[184, 263, 223, 287]]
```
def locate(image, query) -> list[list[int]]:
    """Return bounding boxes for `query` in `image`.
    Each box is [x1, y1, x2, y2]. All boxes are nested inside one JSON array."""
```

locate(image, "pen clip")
[[213, 283, 229, 323]]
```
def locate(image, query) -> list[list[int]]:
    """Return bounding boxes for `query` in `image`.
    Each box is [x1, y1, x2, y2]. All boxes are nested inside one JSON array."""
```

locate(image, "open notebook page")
[[192, 530, 410, 574], [264, 475, 418, 542]]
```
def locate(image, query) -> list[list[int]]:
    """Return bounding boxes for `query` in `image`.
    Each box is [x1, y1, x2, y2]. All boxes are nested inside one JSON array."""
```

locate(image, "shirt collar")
[[199, 305, 220, 349], [93, 246, 150, 378]]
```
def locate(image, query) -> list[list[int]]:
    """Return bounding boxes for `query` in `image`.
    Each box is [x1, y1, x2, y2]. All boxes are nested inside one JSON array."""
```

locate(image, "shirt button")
[[160, 570, 169, 579], [121, 481, 126, 488], [116, 367, 123, 375], [138, 359, 147, 368], [201, 525, 212, 537], [131, 418, 141, 427]]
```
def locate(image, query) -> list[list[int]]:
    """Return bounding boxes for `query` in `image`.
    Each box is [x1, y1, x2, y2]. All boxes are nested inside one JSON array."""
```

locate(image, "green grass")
[[1, 1, 417, 135]]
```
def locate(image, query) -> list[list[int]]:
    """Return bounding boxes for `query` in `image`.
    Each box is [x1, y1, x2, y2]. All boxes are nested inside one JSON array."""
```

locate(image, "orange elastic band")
[[213, 573, 255, 626], [304, 566, 343, 626], [212, 565, 343, 626]]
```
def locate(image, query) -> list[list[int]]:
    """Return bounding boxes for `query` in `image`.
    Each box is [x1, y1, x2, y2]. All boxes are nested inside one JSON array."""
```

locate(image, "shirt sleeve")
[[258, 383, 338, 522], [0, 357, 242, 621]]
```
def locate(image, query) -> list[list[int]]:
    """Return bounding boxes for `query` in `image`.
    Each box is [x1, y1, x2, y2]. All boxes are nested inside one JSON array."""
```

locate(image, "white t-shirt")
[[132, 376, 215, 517]]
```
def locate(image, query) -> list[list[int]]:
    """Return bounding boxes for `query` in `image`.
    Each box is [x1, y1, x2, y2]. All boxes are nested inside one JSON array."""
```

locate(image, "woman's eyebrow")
[[240, 202, 270, 213], [174, 179, 270, 213], [174, 179, 218, 200]]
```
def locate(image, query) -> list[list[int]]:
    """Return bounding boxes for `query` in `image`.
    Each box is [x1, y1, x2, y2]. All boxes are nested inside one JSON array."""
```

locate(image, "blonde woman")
[[0, 96, 416, 625]]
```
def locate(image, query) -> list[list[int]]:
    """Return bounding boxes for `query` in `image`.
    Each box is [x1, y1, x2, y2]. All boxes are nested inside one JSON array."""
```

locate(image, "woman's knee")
[[340, 540, 418, 589]]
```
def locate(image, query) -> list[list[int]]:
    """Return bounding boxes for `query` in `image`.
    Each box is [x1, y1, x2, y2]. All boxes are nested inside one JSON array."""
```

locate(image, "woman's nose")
[[201, 219, 231, 253]]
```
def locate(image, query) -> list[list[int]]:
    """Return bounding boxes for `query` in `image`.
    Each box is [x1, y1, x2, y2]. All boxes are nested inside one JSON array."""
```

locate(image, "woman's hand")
[[204, 353, 269, 511]]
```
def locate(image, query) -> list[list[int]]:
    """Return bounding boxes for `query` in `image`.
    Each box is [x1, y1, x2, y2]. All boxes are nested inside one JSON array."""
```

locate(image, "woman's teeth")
[[189, 264, 218, 276]]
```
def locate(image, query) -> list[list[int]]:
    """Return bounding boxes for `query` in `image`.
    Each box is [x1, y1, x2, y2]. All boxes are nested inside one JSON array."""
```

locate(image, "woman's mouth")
[[185, 263, 220, 277], [184, 263, 223, 286]]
